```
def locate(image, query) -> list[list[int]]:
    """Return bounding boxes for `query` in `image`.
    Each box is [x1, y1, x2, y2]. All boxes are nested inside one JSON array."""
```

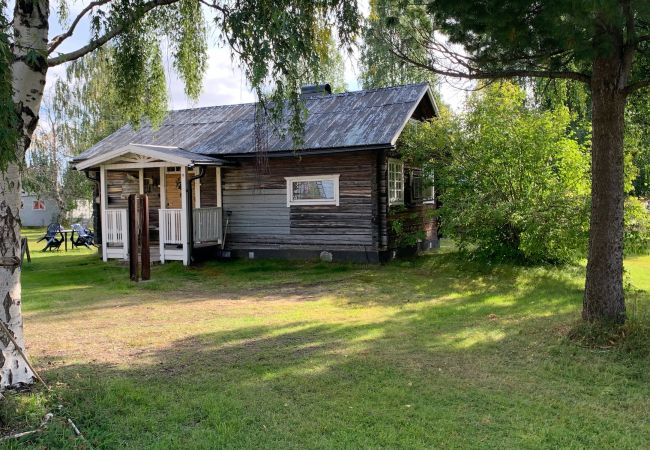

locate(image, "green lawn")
[[2, 228, 650, 449]]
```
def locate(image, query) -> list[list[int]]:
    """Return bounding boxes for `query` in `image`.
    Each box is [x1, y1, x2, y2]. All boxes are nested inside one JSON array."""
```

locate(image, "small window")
[[32, 200, 46, 211], [285, 175, 340, 206], [388, 158, 404, 205], [410, 169, 435, 204]]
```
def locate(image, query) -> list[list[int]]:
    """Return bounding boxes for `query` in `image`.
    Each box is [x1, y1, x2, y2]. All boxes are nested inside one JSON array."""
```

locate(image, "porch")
[[104, 206, 224, 263], [75, 143, 230, 266]]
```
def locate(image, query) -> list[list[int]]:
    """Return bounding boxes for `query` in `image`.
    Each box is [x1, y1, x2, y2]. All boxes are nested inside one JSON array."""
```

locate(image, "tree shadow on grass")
[[29, 262, 647, 448], [31, 303, 650, 449]]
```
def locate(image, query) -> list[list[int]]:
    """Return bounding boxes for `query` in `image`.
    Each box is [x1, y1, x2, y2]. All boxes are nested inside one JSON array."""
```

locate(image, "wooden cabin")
[[73, 83, 439, 265]]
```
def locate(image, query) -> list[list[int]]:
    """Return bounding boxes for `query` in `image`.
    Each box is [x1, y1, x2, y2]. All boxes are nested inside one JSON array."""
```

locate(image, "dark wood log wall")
[[143, 168, 161, 231], [385, 161, 437, 249], [106, 170, 138, 208], [222, 151, 379, 251], [199, 167, 219, 208]]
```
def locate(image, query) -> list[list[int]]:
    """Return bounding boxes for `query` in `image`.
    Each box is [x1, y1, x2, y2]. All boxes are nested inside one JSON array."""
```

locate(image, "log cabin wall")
[[106, 170, 139, 208], [143, 168, 161, 238], [221, 151, 380, 260], [199, 167, 219, 208], [385, 159, 438, 254]]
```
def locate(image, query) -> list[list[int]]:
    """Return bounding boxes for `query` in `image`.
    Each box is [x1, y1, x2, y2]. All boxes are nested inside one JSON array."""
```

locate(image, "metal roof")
[[74, 83, 436, 162]]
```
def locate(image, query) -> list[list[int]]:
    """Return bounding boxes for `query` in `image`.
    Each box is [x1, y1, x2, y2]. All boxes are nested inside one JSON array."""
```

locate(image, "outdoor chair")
[[71, 223, 95, 249], [37, 223, 63, 252]]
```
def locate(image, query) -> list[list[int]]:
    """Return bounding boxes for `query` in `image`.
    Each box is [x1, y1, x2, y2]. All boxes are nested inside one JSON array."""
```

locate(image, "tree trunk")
[[0, 0, 49, 389], [583, 56, 627, 324]]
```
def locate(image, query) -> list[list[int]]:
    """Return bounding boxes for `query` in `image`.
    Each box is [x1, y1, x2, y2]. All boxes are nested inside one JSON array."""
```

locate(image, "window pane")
[[292, 180, 335, 201]]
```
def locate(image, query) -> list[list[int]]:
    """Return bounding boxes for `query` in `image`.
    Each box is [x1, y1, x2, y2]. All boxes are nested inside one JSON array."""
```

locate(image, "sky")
[[41, 1, 469, 111]]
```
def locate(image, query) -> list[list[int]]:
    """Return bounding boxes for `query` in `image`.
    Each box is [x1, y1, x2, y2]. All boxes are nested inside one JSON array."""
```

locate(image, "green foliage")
[[627, 92, 650, 197], [112, 28, 168, 127], [0, 3, 17, 170], [413, 82, 593, 263], [53, 46, 124, 155], [360, 0, 438, 89], [624, 197, 650, 256]]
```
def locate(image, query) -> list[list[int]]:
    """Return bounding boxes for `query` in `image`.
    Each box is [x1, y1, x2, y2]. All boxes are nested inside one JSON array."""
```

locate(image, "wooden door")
[[165, 173, 182, 209]]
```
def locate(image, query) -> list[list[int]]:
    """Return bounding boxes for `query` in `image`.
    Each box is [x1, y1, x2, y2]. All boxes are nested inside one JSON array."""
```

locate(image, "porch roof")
[[74, 143, 231, 170]]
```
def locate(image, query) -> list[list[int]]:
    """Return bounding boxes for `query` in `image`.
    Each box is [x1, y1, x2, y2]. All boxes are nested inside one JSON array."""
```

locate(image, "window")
[[410, 169, 435, 204], [388, 158, 404, 205], [32, 200, 46, 211], [285, 175, 340, 206]]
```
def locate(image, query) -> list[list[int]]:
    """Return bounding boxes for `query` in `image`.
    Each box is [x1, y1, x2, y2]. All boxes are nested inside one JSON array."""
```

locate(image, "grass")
[[2, 228, 650, 449]]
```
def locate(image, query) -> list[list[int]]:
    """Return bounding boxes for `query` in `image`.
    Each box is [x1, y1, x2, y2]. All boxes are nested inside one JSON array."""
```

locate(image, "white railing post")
[[159, 168, 166, 264], [159, 209, 165, 264], [100, 166, 108, 262], [181, 167, 189, 266], [121, 209, 128, 260]]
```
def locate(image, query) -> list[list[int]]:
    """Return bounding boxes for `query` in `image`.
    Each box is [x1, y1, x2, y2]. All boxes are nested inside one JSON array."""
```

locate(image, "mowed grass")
[[2, 228, 650, 449]]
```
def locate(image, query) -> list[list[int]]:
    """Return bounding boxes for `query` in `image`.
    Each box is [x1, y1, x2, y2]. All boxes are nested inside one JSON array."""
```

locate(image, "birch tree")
[[0, 0, 359, 389]]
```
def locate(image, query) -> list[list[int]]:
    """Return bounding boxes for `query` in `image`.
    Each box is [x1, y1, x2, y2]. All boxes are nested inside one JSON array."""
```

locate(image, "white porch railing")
[[106, 209, 128, 245], [105, 208, 128, 260], [160, 209, 183, 244], [193, 207, 222, 243]]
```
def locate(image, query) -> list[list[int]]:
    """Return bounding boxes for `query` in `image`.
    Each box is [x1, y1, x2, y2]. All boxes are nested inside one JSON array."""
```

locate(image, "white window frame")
[[388, 158, 404, 206], [285, 174, 340, 207], [32, 199, 46, 211]]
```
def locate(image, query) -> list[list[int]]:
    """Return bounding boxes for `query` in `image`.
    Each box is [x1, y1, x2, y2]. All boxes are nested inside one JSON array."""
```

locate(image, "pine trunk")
[[583, 56, 627, 324], [1, 0, 49, 388]]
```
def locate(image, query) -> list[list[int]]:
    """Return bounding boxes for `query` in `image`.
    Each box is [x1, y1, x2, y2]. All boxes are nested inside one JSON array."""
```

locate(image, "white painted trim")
[[387, 158, 405, 206], [100, 166, 108, 262], [75, 143, 205, 170], [101, 162, 180, 170], [285, 174, 340, 207], [194, 168, 201, 208], [216, 167, 222, 208], [180, 166, 189, 266], [159, 167, 166, 264]]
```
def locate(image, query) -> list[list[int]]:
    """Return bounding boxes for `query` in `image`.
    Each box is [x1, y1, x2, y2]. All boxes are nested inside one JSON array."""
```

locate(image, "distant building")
[[20, 192, 92, 227]]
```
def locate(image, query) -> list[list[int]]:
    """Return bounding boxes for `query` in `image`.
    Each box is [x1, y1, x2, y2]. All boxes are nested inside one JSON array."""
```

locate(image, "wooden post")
[[141, 195, 150, 280], [128, 194, 139, 281]]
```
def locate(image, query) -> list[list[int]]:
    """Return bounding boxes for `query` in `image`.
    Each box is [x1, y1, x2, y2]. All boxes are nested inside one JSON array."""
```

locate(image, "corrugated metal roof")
[[74, 83, 435, 162]]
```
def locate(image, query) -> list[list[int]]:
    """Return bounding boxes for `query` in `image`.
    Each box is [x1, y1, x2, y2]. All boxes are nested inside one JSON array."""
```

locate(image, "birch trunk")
[[0, 0, 49, 389]]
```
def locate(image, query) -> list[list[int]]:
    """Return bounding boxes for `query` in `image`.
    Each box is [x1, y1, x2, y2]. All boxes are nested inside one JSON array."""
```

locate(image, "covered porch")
[[76, 144, 230, 266]]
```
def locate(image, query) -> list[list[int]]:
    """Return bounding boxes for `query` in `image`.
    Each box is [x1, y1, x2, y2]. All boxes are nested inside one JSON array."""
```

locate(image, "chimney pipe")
[[300, 83, 332, 96]]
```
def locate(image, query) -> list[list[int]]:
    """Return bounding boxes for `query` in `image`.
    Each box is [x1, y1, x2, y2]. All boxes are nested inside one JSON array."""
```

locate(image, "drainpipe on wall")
[[186, 166, 207, 264]]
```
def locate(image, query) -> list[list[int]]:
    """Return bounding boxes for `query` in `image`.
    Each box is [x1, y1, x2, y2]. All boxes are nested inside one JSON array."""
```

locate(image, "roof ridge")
[[167, 82, 431, 113]]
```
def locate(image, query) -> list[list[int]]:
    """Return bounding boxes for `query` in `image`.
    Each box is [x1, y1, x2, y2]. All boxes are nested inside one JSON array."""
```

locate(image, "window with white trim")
[[285, 175, 340, 206], [388, 158, 404, 205], [32, 199, 46, 211]]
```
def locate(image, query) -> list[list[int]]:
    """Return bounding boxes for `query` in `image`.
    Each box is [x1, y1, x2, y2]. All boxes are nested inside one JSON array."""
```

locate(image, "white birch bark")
[[0, 0, 50, 388]]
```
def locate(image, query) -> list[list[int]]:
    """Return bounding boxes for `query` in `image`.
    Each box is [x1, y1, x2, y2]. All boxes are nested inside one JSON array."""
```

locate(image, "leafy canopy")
[[402, 82, 593, 263], [360, 0, 438, 89]]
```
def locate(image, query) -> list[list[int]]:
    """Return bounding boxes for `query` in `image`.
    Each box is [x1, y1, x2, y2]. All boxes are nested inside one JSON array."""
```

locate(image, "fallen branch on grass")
[[0, 413, 53, 442]]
